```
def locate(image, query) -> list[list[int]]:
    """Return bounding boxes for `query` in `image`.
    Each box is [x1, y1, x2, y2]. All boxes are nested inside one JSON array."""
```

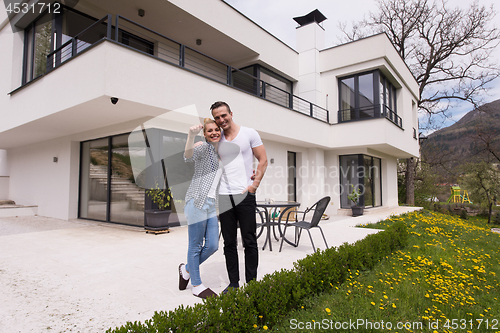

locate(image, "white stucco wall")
[[8, 138, 80, 219]]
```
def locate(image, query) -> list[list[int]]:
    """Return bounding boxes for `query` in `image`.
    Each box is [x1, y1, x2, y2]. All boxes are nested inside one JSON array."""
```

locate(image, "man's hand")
[[244, 184, 258, 194]]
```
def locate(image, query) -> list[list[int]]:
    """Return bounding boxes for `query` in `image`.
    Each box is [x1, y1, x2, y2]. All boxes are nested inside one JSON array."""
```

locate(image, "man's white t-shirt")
[[218, 126, 263, 195]]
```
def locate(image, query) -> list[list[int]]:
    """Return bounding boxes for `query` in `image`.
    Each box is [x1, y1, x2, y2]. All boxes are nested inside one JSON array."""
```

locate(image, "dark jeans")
[[219, 192, 258, 285]]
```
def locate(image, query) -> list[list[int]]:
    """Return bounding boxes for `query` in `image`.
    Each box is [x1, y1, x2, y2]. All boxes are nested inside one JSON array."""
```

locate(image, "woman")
[[178, 118, 222, 299]]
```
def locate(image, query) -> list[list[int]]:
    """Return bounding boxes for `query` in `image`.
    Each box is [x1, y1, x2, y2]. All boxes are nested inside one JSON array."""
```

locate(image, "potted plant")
[[347, 185, 364, 217], [144, 181, 172, 232]]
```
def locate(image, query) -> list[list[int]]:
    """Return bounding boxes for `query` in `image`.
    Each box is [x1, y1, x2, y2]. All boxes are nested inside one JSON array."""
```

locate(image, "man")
[[211, 101, 268, 293]]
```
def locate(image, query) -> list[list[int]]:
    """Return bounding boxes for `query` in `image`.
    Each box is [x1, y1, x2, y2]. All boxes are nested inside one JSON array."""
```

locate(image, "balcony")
[[42, 14, 329, 123]]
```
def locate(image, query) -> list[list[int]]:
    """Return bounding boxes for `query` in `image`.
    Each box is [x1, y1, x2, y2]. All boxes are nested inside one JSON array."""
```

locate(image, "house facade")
[[0, 0, 419, 226]]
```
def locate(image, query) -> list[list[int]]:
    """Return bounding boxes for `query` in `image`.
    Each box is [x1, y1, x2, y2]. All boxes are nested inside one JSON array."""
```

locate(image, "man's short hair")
[[210, 101, 231, 114]]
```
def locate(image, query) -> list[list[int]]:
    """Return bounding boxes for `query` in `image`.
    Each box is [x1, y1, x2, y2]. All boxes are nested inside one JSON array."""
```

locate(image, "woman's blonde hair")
[[203, 117, 219, 133]]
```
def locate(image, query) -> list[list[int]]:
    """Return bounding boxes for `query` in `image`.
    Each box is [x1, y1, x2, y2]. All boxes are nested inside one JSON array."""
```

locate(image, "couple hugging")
[[178, 101, 268, 299]]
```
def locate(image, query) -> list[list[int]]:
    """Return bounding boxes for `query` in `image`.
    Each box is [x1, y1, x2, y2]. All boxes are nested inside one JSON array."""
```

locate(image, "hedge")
[[107, 221, 407, 332]]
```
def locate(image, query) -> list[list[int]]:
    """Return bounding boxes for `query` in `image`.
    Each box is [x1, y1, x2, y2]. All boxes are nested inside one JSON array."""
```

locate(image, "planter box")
[[144, 209, 171, 231], [351, 206, 364, 217]]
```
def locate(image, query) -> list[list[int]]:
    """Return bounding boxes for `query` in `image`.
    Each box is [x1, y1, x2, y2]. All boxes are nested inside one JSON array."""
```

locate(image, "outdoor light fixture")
[[270, 158, 274, 164], [196, 39, 202, 46], [138, 9, 145, 17], [110, 97, 119, 105], [53, 157, 58, 163]]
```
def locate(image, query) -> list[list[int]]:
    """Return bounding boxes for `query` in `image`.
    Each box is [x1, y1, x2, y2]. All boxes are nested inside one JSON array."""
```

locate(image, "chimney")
[[294, 9, 326, 106]]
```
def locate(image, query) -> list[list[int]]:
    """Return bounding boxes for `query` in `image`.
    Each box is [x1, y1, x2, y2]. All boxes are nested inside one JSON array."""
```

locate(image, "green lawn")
[[272, 211, 500, 332]]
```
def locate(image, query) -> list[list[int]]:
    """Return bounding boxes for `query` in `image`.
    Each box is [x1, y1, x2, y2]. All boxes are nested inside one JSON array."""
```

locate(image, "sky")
[[224, 0, 500, 131]]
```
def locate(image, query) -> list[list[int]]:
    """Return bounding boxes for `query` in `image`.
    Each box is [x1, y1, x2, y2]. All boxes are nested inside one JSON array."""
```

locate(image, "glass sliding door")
[[340, 154, 382, 208], [79, 130, 190, 226], [363, 155, 374, 207], [373, 158, 382, 206], [79, 138, 109, 221], [340, 155, 361, 208], [287, 152, 297, 202], [110, 134, 145, 226]]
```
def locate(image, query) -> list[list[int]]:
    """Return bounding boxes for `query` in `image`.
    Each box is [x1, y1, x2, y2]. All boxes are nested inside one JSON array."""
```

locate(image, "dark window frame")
[[338, 69, 398, 123]]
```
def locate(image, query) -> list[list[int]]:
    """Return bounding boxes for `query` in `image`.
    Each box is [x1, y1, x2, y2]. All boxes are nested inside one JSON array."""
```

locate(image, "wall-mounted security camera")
[[111, 97, 119, 105]]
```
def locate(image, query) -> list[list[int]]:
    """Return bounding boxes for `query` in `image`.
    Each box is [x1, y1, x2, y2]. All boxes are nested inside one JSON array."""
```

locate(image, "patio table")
[[256, 201, 300, 251]]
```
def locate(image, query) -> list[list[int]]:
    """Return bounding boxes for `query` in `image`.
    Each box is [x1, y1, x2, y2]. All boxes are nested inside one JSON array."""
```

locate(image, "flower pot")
[[144, 209, 171, 231], [351, 206, 364, 217]]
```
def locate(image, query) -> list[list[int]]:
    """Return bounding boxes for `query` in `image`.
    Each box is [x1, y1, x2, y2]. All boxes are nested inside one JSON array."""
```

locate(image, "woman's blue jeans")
[[185, 198, 219, 286]]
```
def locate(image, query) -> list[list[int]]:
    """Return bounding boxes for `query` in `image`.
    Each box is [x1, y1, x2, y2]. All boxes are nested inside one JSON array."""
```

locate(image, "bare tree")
[[340, 0, 500, 205]]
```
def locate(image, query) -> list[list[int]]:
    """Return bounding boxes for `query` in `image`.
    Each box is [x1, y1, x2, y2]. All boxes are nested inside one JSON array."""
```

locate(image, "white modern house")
[[0, 0, 419, 226]]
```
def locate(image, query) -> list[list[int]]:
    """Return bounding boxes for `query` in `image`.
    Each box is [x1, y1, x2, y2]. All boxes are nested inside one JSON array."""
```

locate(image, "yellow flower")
[[371, 302, 375, 306], [392, 303, 396, 308], [325, 308, 331, 313], [263, 325, 268, 330], [253, 324, 257, 328]]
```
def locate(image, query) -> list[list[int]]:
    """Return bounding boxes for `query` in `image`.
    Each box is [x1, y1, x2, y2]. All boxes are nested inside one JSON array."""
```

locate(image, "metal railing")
[[338, 104, 402, 128], [47, 14, 112, 72]]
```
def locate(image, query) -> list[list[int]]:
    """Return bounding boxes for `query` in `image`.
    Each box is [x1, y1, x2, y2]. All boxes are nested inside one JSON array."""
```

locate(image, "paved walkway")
[[0, 206, 421, 332]]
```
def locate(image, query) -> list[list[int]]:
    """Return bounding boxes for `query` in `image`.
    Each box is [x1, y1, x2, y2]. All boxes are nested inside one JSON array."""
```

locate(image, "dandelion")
[[325, 308, 331, 313], [263, 325, 268, 330]]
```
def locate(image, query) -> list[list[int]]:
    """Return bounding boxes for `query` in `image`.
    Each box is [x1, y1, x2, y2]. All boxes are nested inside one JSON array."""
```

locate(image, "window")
[[22, 7, 99, 84], [340, 154, 382, 208], [338, 70, 400, 127], [23, 11, 53, 83]]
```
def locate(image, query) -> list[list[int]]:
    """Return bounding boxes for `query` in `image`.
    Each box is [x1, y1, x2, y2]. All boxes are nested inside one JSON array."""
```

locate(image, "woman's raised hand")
[[189, 124, 203, 136]]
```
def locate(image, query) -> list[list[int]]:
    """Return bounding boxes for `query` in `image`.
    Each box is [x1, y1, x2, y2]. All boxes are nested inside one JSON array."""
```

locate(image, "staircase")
[[89, 164, 145, 211]]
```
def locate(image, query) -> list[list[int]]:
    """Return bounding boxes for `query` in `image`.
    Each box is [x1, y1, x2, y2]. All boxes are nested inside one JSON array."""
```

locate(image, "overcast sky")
[[224, 0, 500, 129]]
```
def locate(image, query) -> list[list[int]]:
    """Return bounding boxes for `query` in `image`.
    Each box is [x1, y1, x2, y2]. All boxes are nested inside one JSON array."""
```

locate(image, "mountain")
[[421, 99, 500, 182]]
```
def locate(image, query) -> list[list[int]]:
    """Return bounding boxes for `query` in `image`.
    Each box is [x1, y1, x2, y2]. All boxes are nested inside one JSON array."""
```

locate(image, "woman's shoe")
[[194, 288, 217, 299], [178, 263, 190, 290]]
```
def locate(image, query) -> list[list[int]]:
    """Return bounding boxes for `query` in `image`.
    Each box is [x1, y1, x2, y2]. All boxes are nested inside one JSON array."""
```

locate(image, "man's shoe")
[[178, 264, 189, 290], [222, 283, 239, 295]]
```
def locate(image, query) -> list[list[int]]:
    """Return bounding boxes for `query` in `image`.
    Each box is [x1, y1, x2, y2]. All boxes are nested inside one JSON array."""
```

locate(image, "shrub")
[[107, 222, 408, 332], [459, 208, 468, 220]]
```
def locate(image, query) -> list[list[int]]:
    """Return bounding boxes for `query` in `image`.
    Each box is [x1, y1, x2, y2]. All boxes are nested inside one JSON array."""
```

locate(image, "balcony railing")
[[46, 14, 329, 123], [47, 14, 112, 72], [338, 104, 403, 128]]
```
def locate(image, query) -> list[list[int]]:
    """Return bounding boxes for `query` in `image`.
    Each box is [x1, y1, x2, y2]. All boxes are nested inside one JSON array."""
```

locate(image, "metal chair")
[[279, 196, 331, 252]]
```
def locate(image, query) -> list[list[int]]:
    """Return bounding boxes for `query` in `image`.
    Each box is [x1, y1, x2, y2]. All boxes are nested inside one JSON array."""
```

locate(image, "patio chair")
[[279, 196, 331, 252]]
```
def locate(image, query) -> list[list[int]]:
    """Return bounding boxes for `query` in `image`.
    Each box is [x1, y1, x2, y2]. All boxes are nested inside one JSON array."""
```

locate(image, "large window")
[[340, 154, 382, 208], [338, 70, 400, 126]]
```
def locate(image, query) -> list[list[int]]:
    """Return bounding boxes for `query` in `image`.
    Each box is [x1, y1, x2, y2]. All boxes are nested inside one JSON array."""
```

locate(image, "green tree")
[[461, 161, 500, 223]]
